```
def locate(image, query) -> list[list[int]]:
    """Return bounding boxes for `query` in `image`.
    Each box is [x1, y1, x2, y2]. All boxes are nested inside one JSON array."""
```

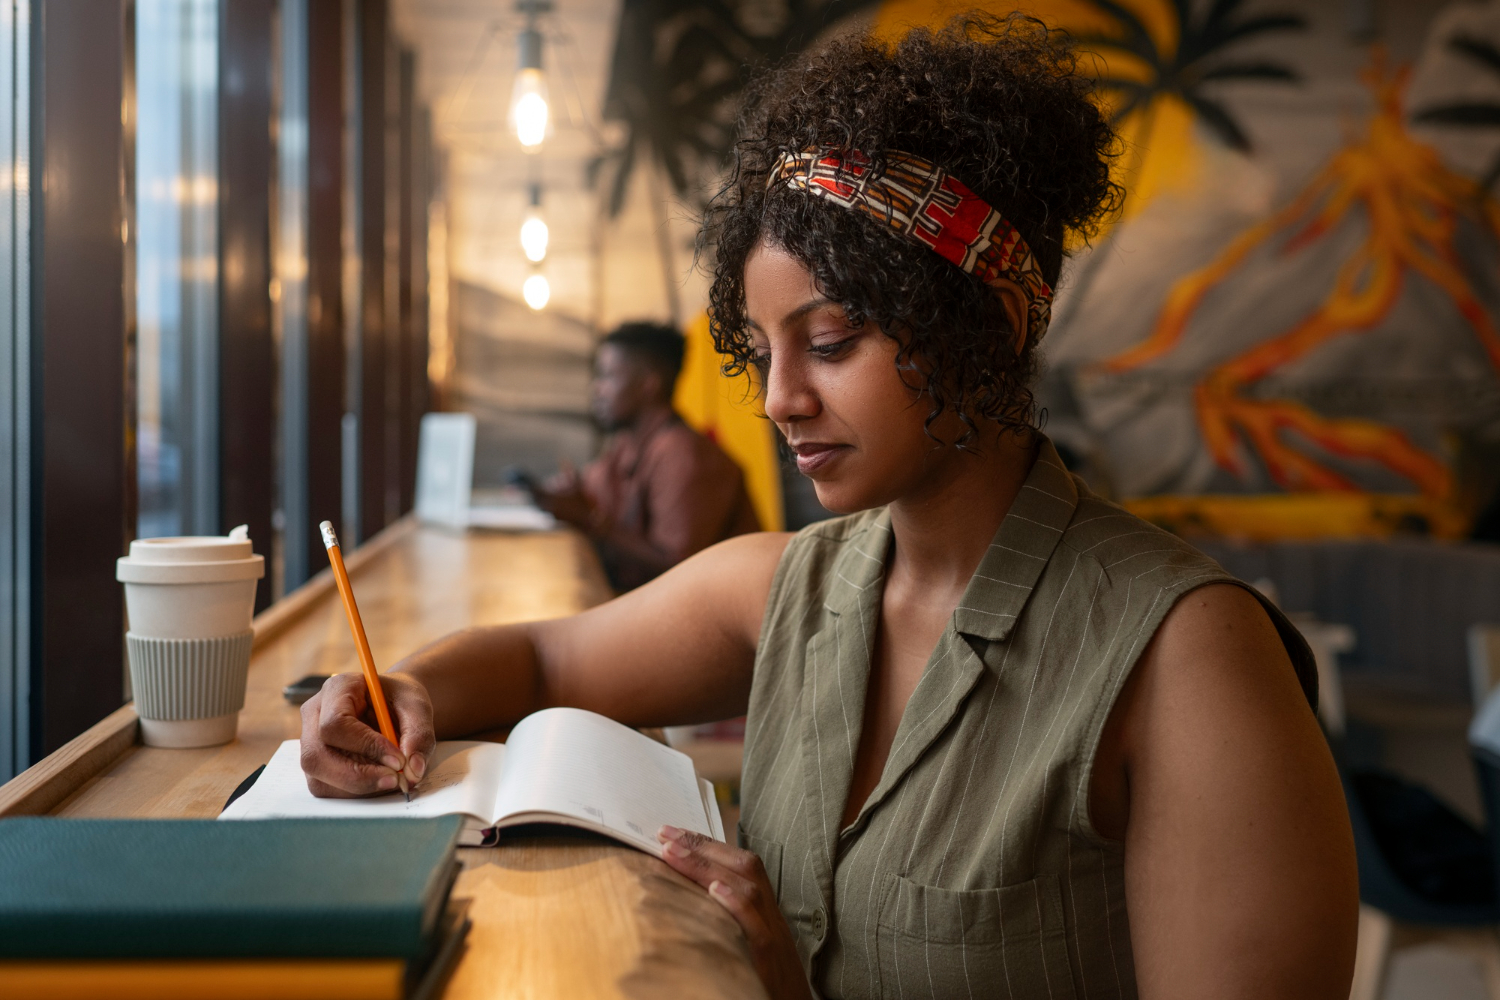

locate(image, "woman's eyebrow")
[[746, 297, 834, 334], [782, 297, 836, 327]]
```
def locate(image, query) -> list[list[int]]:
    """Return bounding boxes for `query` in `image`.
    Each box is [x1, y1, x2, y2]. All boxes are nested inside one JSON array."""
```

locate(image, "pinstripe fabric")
[[738, 439, 1316, 1000]]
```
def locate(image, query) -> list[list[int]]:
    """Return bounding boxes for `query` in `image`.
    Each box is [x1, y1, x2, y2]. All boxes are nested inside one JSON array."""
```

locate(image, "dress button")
[[811, 908, 827, 938]]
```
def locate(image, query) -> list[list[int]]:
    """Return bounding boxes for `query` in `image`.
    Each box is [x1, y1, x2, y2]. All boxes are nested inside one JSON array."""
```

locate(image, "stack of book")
[[0, 815, 468, 1000]]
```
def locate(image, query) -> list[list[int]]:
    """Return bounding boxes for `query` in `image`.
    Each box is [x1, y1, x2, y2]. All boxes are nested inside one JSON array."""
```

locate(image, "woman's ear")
[[989, 279, 1029, 356]]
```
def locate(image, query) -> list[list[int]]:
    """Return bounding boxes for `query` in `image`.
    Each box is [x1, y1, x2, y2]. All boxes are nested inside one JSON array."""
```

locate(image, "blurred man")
[[540, 322, 761, 591]]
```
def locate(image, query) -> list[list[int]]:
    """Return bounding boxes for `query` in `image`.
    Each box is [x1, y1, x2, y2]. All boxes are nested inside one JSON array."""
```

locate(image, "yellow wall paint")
[[872, 0, 1126, 45], [1124, 494, 1469, 542], [674, 313, 785, 531]]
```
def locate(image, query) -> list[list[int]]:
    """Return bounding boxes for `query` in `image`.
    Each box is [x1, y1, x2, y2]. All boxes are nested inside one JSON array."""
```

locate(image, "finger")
[[657, 828, 763, 900], [386, 679, 436, 781], [302, 764, 400, 799], [299, 697, 401, 797], [661, 827, 768, 880], [319, 677, 404, 769], [706, 877, 772, 939]]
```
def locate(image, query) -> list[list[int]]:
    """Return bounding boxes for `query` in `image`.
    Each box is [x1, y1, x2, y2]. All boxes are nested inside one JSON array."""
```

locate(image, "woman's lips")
[[790, 442, 847, 475]]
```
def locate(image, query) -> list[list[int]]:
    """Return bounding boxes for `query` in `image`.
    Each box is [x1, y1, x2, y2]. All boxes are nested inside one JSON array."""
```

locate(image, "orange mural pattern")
[[1100, 53, 1500, 502]]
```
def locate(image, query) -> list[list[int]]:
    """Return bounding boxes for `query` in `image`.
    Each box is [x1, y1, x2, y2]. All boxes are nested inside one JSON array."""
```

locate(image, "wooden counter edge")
[[0, 705, 139, 817], [0, 516, 419, 819]]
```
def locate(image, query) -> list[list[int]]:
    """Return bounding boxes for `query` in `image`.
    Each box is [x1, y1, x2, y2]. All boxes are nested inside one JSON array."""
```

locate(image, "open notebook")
[[221, 708, 725, 855]]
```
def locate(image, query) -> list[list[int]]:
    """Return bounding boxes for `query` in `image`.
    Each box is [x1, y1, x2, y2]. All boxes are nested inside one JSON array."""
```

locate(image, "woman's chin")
[[810, 479, 885, 517]]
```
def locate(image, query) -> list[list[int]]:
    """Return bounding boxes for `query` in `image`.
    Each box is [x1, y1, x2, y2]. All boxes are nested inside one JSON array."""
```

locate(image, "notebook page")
[[219, 739, 506, 823], [492, 707, 716, 854]]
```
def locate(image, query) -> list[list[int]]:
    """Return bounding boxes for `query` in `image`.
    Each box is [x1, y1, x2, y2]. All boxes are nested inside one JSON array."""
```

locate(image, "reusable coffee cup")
[[116, 526, 265, 748]]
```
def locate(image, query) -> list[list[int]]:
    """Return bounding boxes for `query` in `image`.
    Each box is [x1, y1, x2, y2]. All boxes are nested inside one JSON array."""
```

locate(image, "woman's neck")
[[886, 430, 1039, 594]]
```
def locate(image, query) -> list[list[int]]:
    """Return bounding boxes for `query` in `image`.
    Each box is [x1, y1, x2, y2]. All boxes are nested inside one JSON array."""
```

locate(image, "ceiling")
[[393, 0, 708, 332]]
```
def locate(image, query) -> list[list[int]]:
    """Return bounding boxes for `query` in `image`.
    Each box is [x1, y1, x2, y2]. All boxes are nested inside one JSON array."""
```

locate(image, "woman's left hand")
[[658, 825, 814, 1000]]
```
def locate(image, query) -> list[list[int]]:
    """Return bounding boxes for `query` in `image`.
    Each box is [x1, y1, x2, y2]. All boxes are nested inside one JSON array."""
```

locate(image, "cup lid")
[[124, 524, 253, 564], [117, 525, 264, 583]]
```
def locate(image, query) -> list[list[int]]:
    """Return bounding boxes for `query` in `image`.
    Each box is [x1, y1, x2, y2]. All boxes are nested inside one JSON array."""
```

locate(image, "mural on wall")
[[875, 0, 1500, 539], [584, 0, 1500, 539], [1072, 49, 1500, 539], [966, 0, 1500, 541]]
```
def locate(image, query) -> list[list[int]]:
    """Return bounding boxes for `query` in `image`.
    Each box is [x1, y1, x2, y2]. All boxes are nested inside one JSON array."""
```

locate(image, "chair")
[[1344, 760, 1500, 1000], [1291, 622, 1500, 1000], [1345, 687, 1500, 1000]]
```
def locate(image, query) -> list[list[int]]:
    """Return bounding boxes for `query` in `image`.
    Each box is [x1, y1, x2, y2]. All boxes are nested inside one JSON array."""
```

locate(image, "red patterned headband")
[[769, 148, 1053, 343]]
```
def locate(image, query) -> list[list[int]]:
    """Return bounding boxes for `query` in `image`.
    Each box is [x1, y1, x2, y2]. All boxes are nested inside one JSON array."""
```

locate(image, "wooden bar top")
[[0, 521, 765, 1000]]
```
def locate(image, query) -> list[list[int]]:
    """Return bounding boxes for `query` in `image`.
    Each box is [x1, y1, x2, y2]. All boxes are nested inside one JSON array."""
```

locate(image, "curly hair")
[[702, 14, 1121, 442]]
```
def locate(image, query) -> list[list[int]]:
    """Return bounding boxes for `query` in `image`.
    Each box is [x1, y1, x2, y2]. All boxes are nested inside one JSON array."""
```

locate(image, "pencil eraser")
[[319, 521, 338, 550]]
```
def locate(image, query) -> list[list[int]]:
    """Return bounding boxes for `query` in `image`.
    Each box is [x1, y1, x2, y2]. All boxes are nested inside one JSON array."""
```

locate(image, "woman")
[[300, 17, 1358, 999]]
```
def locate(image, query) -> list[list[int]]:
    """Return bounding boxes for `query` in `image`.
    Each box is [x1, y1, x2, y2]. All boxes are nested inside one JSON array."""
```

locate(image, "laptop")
[[415, 413, 557, 532]]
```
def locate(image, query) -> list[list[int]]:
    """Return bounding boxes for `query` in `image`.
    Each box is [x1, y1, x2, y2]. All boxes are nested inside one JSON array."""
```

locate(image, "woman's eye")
[[752, 352, 772, 371], [808, 337, 854, 359]]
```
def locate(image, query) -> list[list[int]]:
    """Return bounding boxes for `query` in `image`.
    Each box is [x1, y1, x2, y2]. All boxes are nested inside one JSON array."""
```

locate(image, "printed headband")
[[769, 148, 1053, 343]]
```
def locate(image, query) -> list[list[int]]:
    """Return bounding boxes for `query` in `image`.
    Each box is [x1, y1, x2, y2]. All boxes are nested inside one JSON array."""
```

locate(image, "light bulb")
[[520, 211, 548, 262], [510, 68, 549, 149], [523, 273, 550, 310]]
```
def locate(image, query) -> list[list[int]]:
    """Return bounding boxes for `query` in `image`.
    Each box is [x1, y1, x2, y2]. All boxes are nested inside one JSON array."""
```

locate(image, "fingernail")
[[663, 838, 690, 859], [408, 754, 426, 780], [710, 880, 733, 899], [658, 825, 684, 842], [381, 755, 403, 771], [377, 774, 397, 790]]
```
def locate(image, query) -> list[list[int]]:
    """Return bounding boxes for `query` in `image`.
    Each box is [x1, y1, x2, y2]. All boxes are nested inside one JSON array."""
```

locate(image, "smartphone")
[[282, 674, 332, 705], [502, 464, 544, 500]]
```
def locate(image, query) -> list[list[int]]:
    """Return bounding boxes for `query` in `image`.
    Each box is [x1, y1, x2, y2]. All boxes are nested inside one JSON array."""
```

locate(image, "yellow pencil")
[[320, 520, 411, 801]]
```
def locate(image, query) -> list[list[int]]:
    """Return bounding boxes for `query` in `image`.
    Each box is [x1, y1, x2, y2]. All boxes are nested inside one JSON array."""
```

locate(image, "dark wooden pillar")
[[356, 0, 388, 542], [218, 0, 275, 612], [304, 0, 346, 575], [396, 48, 416, 516], [33, 0, 131, 755]]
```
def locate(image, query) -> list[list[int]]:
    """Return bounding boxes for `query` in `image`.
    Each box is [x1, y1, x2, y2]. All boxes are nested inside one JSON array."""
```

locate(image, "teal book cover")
[[0, 816, 463, 959]]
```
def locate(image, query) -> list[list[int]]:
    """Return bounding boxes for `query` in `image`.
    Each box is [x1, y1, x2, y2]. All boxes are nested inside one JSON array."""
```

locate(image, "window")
[[135, 0, 218, 539]]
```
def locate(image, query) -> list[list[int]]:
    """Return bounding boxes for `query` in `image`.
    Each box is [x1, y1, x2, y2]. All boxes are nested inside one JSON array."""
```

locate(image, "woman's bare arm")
[[404, 530, 791, 734], [1095, 584, 1359, 999], [299, 531, 791, 796]]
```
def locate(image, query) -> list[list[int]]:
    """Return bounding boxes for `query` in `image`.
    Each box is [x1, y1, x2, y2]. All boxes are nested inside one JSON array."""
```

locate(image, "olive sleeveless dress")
[[738, 438, 1316, 1000]]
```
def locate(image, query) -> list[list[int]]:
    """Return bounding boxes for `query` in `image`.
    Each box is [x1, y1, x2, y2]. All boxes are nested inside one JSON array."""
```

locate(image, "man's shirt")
[[581, 409, 761, 591]]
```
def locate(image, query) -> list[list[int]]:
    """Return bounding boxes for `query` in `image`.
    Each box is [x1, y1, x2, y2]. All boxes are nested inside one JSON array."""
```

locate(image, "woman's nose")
[[762, 354, 819, 425]]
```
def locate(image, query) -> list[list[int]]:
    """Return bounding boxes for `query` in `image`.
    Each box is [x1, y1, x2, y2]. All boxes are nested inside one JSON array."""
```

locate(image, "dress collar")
[[819, 436, 1079, 645]]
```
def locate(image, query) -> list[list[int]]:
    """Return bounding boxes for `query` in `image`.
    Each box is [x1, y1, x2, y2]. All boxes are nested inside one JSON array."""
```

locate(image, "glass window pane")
[[135, 0, 218, 539]]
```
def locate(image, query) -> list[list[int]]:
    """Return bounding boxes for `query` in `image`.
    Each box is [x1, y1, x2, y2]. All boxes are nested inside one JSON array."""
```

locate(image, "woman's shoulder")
[[1058, 489, 1229, 589]]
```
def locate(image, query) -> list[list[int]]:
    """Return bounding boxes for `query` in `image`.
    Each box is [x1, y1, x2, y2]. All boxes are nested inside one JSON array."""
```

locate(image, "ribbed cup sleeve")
[[126, 630, 255, 720]]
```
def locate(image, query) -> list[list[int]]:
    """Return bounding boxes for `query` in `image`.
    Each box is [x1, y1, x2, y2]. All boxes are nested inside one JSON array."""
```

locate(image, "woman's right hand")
[[298, 672, 437, 798]]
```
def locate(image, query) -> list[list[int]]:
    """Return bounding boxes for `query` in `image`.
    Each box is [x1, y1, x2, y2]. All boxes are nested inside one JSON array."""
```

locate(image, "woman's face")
[[744, 242, 966, 514]]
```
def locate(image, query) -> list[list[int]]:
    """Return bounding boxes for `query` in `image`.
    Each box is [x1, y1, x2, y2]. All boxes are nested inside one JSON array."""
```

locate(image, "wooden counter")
[[0, 521, 765, 1000]]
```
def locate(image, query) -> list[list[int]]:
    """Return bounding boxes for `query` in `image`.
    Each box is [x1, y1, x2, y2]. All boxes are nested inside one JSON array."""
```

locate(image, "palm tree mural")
[[1079, 0, 1306, 163], [592, 0, 879, 320], [1413, 34, 1500, 193], [1052, 0, 1306, 339], [1099, 56, 1500, 522], [594, 0, 881, 217]]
